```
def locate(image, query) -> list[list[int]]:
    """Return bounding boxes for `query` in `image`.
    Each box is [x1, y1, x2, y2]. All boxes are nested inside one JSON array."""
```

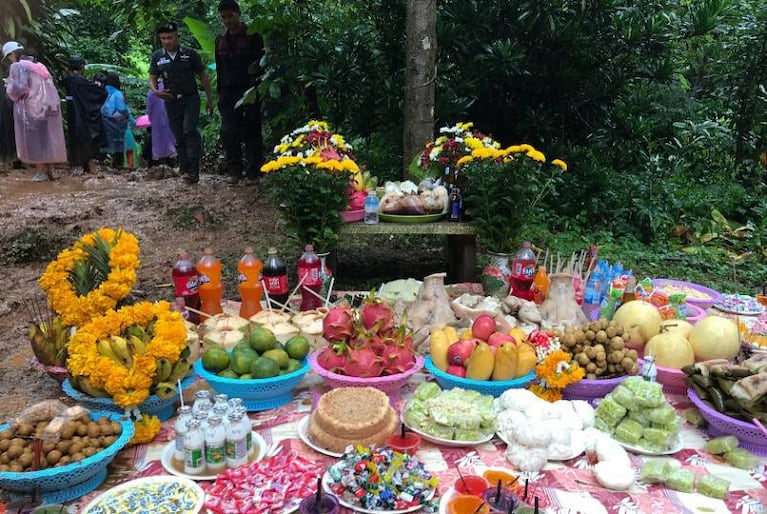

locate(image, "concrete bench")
[[337, 221, 477, 282]]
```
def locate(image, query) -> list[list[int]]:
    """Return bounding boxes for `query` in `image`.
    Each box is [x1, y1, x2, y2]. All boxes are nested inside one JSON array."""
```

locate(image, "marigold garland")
[[129, 415, 162, 445], [38, 228, 140, 327], [530, 349, 585, 403], [67, 301, 186, 408]]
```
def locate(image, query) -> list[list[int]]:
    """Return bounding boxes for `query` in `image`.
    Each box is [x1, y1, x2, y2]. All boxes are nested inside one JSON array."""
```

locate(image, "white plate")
[[612, 433, 684, 456], [403, 420, 494, 448], [495, 430, 586, 461], [322, 472, 434, 514], [297, 415, 344, 458], [714, 294, 766, 315], [83, 476, 204, 513], [160, 430, 267, 481]]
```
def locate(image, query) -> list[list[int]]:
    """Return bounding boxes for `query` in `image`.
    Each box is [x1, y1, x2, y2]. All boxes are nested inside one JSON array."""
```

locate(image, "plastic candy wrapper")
[[725, 448, 759, 470], [13, 399, 69, 426], [639, 460, 669, 484], [697, 473, 730, 499], [704, 435, 739, 455], [666, 468, 695, 493]]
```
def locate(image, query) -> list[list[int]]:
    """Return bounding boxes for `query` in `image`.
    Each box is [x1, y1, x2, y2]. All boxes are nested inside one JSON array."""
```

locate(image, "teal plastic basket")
[[0, 411, 134, 504], [194, 356, 309, 411], [424, 356, 534, 397]]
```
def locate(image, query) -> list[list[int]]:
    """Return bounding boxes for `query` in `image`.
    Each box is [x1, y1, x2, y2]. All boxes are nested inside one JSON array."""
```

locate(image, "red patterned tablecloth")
[[3, 370, 767, 514]]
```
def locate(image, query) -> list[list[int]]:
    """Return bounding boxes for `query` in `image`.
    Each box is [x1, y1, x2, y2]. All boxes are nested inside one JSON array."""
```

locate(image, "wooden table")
[[337, 221, 477, 282]]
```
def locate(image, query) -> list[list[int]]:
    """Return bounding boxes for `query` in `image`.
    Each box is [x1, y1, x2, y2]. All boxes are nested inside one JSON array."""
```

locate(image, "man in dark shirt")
[[63, 56, 106, 174], [215, 0, 264, 185], [149, 22, 213, 184]]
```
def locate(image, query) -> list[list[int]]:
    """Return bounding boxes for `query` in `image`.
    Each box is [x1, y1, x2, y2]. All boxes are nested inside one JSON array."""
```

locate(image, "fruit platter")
[[378, 179, 449, 218]]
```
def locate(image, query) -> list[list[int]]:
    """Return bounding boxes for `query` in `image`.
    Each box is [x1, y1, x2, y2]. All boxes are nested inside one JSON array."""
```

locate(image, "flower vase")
[[318, 252, 333, 301], [481, 252, 512, 297]]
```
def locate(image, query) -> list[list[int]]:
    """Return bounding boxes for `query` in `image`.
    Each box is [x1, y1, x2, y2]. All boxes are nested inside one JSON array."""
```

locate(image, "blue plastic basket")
[[0, 411, 134, 504], [194, 356, 309, 411], [62, 374, 195, 421], [424, 356, 535, 397]]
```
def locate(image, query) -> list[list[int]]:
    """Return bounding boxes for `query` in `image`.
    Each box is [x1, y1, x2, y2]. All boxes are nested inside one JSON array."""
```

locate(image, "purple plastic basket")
[[563, 375, 629, 404], [688, 388, 767, 456], [652, 279, 721, 311], [308, 351, 424, 394]]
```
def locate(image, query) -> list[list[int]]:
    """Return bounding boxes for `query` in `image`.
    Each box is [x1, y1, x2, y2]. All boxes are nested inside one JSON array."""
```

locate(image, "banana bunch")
[[28, 315, 70, 367], [352, 170, 379, 192]]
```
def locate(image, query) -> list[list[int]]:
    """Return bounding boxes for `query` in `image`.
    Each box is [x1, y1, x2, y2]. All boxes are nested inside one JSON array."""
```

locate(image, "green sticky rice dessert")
[[614, 418, 644, 445], [681, 408, 705, 427], [666, 468, 696, 493], [725, 448, 759, 470], [646, 404, 676, 425], [611, 385, 635, 408], [642, 427, 672, 448], [454, 427, 482, 441], [705, 436, 739, 456], [636, 438, 665, 454], [413, 381, 441, 401], [628, 409, 649, 425], [697, 473, 730, 499], [595, 396, 628, 426], [639, 460, 669, 484], [593, 417, 613, 434], [630, 379, 665, 408]]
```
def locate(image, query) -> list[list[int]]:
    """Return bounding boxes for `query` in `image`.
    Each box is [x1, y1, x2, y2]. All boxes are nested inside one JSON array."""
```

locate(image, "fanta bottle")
[[197, 248, 223, 318], [297, 244, 322, 311], [237, 247, 263, 318], [171, 251, 200, 323], [509, 241, 537, 301], [531, 265, 550, 305]]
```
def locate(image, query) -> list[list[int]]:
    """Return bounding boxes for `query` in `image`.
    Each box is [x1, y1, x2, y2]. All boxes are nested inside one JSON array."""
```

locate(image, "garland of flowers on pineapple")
[[526, 331, 585, 402], [67, 301, 186, 408], [38, 227, 140, 327]]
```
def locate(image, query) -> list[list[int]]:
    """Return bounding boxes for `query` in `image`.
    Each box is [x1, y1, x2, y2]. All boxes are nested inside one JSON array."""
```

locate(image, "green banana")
[[128, 335, 147, 356], [155, 358, 173, 382], [154, 381, 178, 400], [109, 335, 134, 368], [126, 325, 150, 343], [168, 358, 192, 381], [73, 376, 111, 398], [96, 338, 124, 364]]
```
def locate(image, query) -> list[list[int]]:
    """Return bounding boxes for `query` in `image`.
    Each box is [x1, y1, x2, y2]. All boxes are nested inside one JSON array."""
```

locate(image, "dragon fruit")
[[322, 305, 355, 342], [360, 293, 395, 333], [347, 190, 367, 211], [380, 339, 415, 375], [340, 347, 384, 377], [316, 344, 348, 373]]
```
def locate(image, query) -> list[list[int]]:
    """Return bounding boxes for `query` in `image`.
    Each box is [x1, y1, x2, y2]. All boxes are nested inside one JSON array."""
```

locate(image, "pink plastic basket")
[[340, 209, 364, 223], [636, 358, 687, 395], [652, 279, 721, 311], [563, 375, 629, 404], [308, 351, 424, 394], [688, 388, 767, 456]]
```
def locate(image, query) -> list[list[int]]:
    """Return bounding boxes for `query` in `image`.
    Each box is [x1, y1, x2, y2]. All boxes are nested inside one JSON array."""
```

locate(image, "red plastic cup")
[[454, 475, 489, 497], [387, 433, 421, 455]]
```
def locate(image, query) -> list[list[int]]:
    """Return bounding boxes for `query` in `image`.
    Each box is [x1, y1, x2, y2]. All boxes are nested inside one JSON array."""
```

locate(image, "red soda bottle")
[[297, 244, 322, 311], [237, 247, 264, 319], [171, 251, 200, 324], [196, 248, 223, 319], [509, 241, 537, 301], [263, 247, 289, 309]]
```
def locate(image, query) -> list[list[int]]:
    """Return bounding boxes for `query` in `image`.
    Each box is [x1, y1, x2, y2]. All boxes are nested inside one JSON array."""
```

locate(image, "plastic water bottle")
[[641, 354, 658, 382], [196, 248, 223, 318], [364, 190, 379, 224], [509, 242, 537, 301]]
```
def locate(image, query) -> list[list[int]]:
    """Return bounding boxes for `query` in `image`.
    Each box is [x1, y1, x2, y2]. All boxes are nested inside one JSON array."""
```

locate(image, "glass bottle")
[[192, 390, 213, 417], [236, 406, 254, 457], [183, 418, 206, 475], [226, 410, 249, 468], [174, 405, 192, 462], [205, 415, 227, 472]]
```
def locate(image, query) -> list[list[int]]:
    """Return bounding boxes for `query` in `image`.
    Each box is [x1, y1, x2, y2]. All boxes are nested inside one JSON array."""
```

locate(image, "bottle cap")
[[522, 241, 531, 248], [244, 246, 254, 254], [204, 248, 214, 256], [267, 247, 277, 255], [305, 244, 314, 252]]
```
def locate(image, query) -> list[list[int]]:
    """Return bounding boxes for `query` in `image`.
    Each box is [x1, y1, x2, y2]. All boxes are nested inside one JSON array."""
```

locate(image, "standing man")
[[63, 56, 106, 174], [215, 0, 264, 185], [149, 22, 213, 184]]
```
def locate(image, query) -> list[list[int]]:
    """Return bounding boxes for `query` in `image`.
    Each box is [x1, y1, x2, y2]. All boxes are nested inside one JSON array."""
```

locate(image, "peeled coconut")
[[644, 329, 695, 369], [688, 315, 740, 361], [611, 301, 662, 350], [659, 319, 694, 339]]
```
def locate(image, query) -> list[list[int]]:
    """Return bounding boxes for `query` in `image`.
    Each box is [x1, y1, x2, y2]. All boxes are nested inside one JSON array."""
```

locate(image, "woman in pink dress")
[[4, 45, 67, 181]]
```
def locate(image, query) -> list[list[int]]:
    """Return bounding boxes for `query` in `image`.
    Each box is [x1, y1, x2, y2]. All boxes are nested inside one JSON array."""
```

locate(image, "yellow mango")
[[443, 326, 459, 345], [515, 343, 538, 377], [508, 327, 527, 344], [429, 329, 450, 371], [460, 328, 473, 340], [492, 343, 518, 381], [465, 342, 494, 381]]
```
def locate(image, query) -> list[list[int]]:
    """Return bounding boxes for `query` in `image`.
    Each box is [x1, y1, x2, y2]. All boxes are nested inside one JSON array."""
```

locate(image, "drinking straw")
[[259, 279, 276, 324], [324, 277, 336, 308], [507, 499, 514, 514], [304, 284, 328, 303], [753, 418, 767, 439], [456, 466, 468, 490], [283, 274, 308, 312], [401, 422, 406, 440], [473, 502, 486, 514], [178, 378, 184, 408], [534, 496, 539, 514], [523, 479, 528, 502], [495, 480, 502, 504]]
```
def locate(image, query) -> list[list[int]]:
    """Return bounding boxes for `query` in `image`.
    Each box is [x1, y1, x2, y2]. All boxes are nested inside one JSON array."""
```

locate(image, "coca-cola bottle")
[[171, 251, 200, 323], [262, 247, 289, 309], [509, 241, 537, 301], [297, 244, 322, 311]]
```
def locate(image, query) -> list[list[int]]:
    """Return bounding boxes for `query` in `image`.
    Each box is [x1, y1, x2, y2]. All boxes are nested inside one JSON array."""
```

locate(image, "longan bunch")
[[0, 416, 122, 472], [555, 319, 639, 379]]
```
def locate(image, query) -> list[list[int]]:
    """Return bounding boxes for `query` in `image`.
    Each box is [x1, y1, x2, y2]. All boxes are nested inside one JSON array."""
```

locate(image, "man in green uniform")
[[149, 22, 213, 184]]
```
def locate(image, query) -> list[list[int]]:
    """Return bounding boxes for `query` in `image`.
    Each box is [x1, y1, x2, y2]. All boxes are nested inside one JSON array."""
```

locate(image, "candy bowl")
[[82, 476, 204, 513]]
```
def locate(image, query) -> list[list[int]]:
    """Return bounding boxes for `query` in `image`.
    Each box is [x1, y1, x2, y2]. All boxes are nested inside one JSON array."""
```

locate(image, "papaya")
[[492, 343, 518, 381], [515, 342, 537, 378], [460, 328, 473, 340], [465, 342, 494, 381]]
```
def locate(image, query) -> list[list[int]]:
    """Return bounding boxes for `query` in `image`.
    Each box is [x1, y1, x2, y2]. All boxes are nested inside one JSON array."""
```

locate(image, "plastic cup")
[[387, 432, 421, 455], [454, 475, 489, 497], [447, 494, 490, 514], [482, 487, 520, 514], [298, 493, 340, 514]]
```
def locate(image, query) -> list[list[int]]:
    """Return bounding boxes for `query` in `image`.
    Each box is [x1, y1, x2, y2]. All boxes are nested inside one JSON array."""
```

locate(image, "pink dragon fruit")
[[347, 191, 367, 211], [340, 347, 384, 377], [380, 339, 415, 375], [322, 305, 355, 342], [360, 292, 395, 333], [316, 343, 348, 373], [353, 328, 387, 355]]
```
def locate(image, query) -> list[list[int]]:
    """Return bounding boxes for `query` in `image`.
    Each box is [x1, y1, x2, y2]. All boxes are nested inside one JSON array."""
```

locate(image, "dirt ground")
[[0, 163, 446, 420]]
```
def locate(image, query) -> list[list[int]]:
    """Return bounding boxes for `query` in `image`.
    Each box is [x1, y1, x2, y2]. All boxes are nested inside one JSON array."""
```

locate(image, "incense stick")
[[284, 274, 307, 312]]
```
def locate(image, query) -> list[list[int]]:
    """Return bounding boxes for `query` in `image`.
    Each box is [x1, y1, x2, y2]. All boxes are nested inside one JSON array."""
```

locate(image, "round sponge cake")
[[309, 406, 398, 454], [312, 387, 391, 438]]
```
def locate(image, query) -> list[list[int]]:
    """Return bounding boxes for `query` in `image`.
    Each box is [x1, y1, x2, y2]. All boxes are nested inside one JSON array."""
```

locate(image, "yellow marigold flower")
[[526, 149, 546, 162], [529, 383, 563, 403], [552, 159, 567, 171], [456, 155, 473, 167], [464, 137, 484, 150], [518, 144, 534, 152], [129, 415, 162, 445], [457, 121, 474, 130], [535, 349, 584, 389]]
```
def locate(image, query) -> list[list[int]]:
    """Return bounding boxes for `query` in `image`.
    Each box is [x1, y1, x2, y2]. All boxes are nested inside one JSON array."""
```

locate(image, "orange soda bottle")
[[196, 248, 223, 318], [531, 265, 550, 304], [237, 247, 264, 318]]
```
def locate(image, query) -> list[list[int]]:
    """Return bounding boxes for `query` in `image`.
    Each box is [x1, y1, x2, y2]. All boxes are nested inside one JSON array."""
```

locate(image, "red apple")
[[446, 364, 467, 378], [471, 314, 497, 341], [447, 340, 475, 367], [487, 332, 517, 349]]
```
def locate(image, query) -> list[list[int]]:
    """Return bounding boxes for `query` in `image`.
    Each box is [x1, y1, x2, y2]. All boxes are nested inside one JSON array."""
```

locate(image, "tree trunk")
[[402, 0, 436, 178]]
